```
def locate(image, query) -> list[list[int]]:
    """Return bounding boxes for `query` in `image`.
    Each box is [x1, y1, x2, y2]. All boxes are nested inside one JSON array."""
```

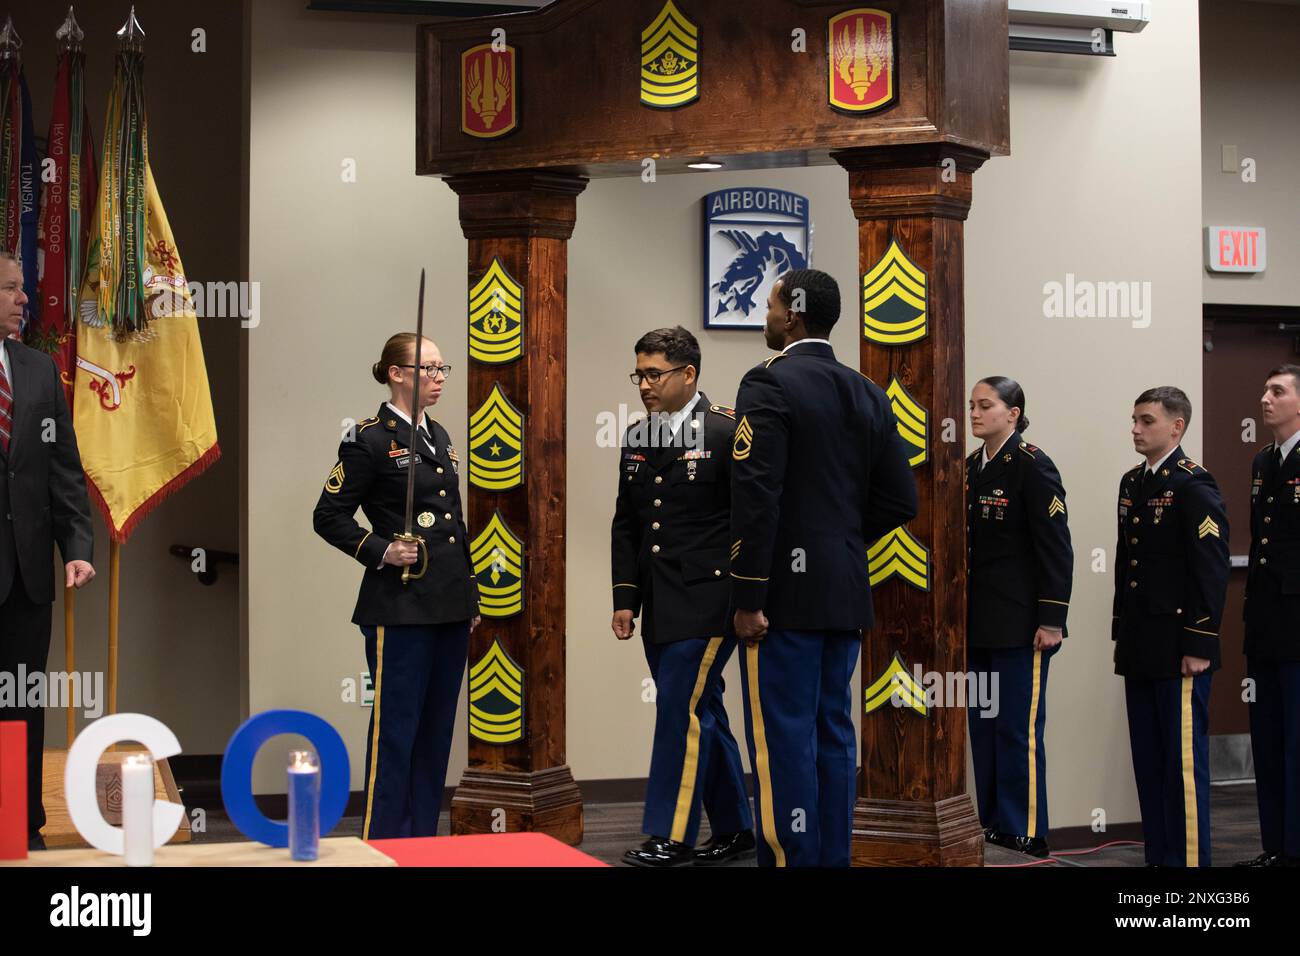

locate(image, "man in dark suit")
[[611, 326, 754, 867], [730, 269, 918, 867], [0, 252, 96, 851], [1236, 364, 1300, 868], [1113, 386, 1228, 867]]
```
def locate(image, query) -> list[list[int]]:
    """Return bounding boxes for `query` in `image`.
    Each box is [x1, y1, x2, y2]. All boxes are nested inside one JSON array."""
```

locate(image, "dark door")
[[1202, 304, 1300, 735]]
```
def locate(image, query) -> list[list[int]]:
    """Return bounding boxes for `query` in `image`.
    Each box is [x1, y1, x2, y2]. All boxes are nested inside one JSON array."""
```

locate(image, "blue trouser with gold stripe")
[[738, 628, 860, 867], [967, 644, 1056, 839], [1124, 673, 1212, 867], [641, 636, 752, 845], [360, 622, 470, 840], [1247, 658, 1300, 858]]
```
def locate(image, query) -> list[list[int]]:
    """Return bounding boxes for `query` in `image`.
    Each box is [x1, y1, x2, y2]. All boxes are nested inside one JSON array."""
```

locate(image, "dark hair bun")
[[371, 361, 387, 384], [1016, 414, 1030, 434]]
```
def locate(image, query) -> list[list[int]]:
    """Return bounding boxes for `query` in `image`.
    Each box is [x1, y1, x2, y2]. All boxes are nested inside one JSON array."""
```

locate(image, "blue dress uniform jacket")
[[966, 437, 1073, 647], [611, 393, 736, 643], [1243, 439, 1300, 861], [313, 405, 480, 626], [729, 343, 918, 628], [1112, 447, 1230, 679], [1244, 440, 1300, 660]]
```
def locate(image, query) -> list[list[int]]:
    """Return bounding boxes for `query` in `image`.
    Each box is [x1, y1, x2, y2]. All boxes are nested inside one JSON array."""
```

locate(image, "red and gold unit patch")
[[828, 8, 896, 114], [461, 43, 518, 139]]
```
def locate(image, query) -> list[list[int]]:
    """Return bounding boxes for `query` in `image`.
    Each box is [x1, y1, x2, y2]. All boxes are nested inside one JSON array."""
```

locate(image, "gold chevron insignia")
[[731, 539, 742, 560], [469, 384, 524, 491], [885, 376, 928, 468], [471, 511, 524, 618], [863, 651, 928, 717], [862, 239, 928, 345], [324, 462, 345, 494], [1198, 516, 1221, 539], [469, 639, 524, 744], [867, 526, 930, 591], [468, 258, 524, 364], [732, 415, 754, 461], [1048, 495, 1067, 518], [641, 1, 699, 109]]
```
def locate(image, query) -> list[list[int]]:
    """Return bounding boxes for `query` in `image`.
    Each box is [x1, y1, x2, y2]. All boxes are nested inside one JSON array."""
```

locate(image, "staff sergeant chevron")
[[885, 375, 929, 468]]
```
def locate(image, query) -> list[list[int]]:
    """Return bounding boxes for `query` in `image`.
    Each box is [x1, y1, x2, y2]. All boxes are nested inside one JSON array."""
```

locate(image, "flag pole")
[[108, 539, 120, 716], [56, 5, 85, 746]]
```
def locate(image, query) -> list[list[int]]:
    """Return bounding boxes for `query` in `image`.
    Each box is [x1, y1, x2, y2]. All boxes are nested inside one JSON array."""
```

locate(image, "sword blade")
[[402, 269, 426, 535]]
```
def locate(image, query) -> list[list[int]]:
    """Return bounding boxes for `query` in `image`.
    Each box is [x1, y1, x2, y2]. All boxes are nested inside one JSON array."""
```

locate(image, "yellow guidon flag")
[[73, 45, 219, 542]]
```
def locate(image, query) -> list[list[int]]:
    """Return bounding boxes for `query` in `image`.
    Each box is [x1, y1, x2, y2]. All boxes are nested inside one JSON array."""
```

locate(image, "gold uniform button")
[[714, 569, 722, 577], [688, 475, 696, 481], [1268, 496, 1275, 503], [1262, 538, 1269, 545], [1132, 517, 1140, 524], [1131, 537, 1139, 545], [652, 545, 661, 554], [1130, 581, 1138, 588], [449, 537, 456, 544], [652, 522, 661, 530], [444, 513, 452, 520], [439, 489, 447, 497], [654, 499, 662, 507], [1130, 560, 1137, 567], [1264, 516, 1272, 524], [437, 467, 444, 474], [654, 476, 664, 484], [1260, 557, 1268, 565]]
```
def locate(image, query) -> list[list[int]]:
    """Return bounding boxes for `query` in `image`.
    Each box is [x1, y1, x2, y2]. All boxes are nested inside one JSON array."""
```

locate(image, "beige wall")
[[247, 0, 1205, 834], [1201, 0, 1300, 307]]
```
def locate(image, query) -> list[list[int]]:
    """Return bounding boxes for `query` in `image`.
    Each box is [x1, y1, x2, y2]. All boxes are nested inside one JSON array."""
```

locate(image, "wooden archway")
[[418, 0, 1009, 866]]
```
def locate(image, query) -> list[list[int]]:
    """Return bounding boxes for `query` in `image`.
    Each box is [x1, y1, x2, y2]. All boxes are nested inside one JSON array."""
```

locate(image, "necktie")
[[0, 359, 12, 454]]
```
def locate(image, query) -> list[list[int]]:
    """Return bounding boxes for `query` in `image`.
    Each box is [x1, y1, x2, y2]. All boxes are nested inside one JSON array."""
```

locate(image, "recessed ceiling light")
[[688, 161, 724, 170]]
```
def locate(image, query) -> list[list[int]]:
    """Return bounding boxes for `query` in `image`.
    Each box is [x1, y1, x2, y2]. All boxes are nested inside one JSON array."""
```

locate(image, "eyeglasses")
[[629, 365, 688, 386], [396, 363, 452, 379]]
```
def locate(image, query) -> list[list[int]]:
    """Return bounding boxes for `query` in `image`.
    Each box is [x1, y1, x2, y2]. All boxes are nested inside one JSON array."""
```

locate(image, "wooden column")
[[835, 144, 987, 867], [446, 170, 587, 845]]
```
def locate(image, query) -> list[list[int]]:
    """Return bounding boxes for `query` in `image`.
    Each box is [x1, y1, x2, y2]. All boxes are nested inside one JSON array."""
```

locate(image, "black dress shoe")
[[692, 830, 756, 865], [983, 827, 1007, 847], [623, 837, 696, 868], [1234, 851, 1282, 868], [28, 833, 45, 852], [1007, 836, 1050, 858]]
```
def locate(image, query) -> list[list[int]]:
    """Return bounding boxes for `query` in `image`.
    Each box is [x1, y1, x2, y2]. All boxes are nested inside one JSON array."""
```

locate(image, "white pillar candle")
[[121, 754, 155, 867]]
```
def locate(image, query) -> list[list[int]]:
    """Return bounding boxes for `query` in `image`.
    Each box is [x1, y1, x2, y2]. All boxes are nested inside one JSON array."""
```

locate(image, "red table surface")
[[367, 833, 609, 867]]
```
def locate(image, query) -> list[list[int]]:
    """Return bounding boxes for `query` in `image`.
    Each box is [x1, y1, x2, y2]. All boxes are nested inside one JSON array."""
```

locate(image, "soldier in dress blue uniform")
[[1113, 386, 1229, 867], [612, 326, 755, 867], [1236, 364, 1300, 868], [730, 269, 918, 867], [966, 377, 1073, 858], [313, 332, 480, 841]]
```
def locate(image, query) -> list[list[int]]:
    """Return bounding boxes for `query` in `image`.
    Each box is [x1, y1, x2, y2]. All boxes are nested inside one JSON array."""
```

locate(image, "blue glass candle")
[[287, 750, 320, 862]]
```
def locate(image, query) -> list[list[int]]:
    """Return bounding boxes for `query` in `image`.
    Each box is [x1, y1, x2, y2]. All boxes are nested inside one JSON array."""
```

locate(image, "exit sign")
[[1206, 225, 1267, 273]]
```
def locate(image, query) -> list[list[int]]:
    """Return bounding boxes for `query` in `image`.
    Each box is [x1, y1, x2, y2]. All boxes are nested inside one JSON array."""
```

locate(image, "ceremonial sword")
[[395, 269, 429, 584]]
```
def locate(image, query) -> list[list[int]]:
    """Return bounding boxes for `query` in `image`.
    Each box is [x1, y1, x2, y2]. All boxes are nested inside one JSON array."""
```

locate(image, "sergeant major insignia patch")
[[468, 257, 524, 364], [641, 1, 699, 109], [469, 384, 524, 490]]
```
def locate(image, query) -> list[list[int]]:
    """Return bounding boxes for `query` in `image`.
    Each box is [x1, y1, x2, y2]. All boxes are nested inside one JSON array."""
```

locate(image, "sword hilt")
[[394, 532, 428, 584]]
